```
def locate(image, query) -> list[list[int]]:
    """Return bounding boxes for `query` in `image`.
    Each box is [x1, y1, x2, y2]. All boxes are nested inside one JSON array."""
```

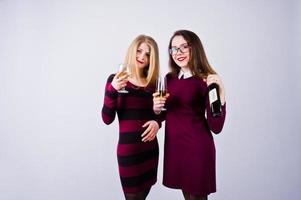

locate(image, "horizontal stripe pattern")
[[118, 108, 156, 120], [122, 177, 157, 194], [102, 105, 115, 118], [119, 131, 143, 144], [120, 96, 153, 109], [118, 120, 148, 132], [101, 74, 118, 124], [120, 168, 158, 188], [119, 158, 158, 177], [117, 140, 158, 156], [105, 90, 118, 99], [101, 74, 159, 193], [118, 148, 159, 167], [126, 87, 153, 98]]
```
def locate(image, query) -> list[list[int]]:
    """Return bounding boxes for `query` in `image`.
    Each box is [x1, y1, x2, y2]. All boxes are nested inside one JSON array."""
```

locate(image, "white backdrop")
[[1, 0, 300, 199]]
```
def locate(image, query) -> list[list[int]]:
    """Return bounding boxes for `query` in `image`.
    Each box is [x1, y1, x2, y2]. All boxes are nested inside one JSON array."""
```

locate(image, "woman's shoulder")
[[165, 72, 176, 80], [192, 75, 207, 86], [106, 74, 116, 83]]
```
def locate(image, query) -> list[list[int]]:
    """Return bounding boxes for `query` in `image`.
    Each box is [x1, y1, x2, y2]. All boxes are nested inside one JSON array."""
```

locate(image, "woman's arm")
[[205, 74, 226, 134], [101, 74, 118, 125]]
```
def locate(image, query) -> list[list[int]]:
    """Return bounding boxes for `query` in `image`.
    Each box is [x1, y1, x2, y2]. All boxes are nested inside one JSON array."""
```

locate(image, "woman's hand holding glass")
[[153, 92, 169, 114], [111, 63, 130, 93], [153, 76, 169, 114]]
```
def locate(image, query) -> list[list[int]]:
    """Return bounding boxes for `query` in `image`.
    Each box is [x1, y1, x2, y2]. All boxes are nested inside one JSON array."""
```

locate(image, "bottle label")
[[209, 88, 218, 104]]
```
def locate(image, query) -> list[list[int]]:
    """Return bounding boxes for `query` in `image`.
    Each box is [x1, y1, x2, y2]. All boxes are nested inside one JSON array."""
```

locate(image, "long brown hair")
[[125, 35, 160, 88], [168, 30, 216, 79]]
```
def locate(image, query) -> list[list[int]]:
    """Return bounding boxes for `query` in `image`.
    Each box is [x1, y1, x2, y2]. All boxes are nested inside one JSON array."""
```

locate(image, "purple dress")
[[102, 74, 160, 193], [162, 73, 226, 196]]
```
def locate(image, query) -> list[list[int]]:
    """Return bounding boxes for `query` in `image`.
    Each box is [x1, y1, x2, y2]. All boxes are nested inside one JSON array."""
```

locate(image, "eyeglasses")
[[169, 44, 190, 55]]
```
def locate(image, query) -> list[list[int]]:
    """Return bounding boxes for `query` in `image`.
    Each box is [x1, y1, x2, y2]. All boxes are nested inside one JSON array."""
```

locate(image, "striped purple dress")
[[102, 74, 159, 193]]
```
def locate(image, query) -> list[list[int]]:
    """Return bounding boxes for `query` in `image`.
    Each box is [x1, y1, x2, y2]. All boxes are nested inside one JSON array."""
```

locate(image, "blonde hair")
[[124, 35, 160, 88]]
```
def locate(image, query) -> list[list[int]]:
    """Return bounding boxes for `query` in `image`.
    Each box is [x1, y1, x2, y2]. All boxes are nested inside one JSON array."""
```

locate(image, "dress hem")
[[162, 182, 216, 196]]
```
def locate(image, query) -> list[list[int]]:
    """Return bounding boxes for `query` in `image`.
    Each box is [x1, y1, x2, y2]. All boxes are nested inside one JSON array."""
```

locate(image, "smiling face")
[[124, 35, 159, 87], [170, 35, 190, 70], [136, 42, 150, 69]]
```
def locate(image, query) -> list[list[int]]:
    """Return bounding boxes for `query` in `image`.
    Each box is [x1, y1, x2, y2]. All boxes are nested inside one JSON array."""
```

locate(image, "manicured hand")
[[152, 92, 169, 114], [141, 120, 159, 142], [206, 74, 226, 105], [111, 72, 129, 91]]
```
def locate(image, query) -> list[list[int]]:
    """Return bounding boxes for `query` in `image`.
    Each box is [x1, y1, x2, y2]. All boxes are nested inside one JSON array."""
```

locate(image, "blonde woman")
[[102, 35, 161, 200]]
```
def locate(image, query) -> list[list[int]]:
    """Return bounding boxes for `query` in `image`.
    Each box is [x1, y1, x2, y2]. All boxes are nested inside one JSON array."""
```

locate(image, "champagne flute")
[[156, 76, 167, 111], [117, 63, 130, 93]]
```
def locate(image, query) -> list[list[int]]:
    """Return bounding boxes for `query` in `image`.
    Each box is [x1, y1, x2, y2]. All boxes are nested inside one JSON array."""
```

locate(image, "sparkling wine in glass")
[[156, 76, 167, 111], [117, 63, 130, 93]]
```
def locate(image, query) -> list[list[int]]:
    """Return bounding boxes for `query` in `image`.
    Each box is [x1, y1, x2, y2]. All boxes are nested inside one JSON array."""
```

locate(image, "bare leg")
[[189, 194, 207, 200], [182, 191, 208, 200], [124, 188, 151, 200], [182, 190, 190, 200]]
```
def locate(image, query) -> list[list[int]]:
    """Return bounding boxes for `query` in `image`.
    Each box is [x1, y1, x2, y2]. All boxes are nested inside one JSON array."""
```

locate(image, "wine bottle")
[[208, 83, 222, 117]]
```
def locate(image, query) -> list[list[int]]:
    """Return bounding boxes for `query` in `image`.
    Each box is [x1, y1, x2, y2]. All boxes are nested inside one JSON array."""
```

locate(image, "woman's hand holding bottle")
[[206, 74, 225, 105]]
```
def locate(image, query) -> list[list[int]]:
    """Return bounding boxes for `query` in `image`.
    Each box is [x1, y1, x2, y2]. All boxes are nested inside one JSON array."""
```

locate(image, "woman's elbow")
[[101, 114, 114, 125], [210, 126, 223, 134], [208, 119, 225, 134]]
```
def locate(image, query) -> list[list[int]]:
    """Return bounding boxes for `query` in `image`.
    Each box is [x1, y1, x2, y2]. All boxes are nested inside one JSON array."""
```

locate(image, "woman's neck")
[[129, 72, 147, 87], [180, 66, 190, 73]]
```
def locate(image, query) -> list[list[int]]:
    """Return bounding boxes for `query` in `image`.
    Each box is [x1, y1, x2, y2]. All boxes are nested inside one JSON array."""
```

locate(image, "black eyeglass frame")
[[169, 43, 191, 55]]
